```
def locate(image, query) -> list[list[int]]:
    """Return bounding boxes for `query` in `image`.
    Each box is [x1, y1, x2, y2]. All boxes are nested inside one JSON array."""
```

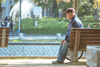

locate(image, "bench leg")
[[73, 51, 78, 62], [70, 51, 74, 63], [70, 51, 78, 63]]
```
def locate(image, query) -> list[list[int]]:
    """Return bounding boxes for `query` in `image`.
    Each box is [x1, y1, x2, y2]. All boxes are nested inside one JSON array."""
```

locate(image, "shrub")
[[78, 2, 94, 16]]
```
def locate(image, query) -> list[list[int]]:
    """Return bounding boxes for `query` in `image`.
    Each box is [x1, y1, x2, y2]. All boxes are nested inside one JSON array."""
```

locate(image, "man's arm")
[[66, 22, 81, 43]]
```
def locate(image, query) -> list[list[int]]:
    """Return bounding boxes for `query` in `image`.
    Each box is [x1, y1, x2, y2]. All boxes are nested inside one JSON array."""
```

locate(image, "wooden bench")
[[69, 28, 100, 63], [0, 27, 10, 47]]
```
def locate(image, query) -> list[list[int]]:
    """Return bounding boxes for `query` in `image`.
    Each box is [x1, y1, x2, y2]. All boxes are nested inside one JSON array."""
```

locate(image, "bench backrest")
[[0, 28, 10, 47], [69, 28, 100, 51]]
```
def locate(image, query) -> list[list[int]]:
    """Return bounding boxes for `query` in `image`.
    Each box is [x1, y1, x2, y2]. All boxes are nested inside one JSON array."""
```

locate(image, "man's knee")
[[64, 43, 69, 47], [62, 43, 69, 49]]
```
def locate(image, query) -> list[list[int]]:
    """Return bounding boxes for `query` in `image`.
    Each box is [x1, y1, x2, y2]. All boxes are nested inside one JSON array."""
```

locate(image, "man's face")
[[66, 13, 73, 21]]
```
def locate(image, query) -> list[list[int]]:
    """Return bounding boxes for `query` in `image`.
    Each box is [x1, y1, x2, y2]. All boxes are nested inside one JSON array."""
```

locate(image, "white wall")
[[1, 0, 15, 16]]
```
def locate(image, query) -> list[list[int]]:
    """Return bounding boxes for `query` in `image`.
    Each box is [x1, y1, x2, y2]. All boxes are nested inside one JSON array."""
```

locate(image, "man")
[[0, 19, 1, 27], [52, 8, 84, 64], [1, 19, 5, 27]]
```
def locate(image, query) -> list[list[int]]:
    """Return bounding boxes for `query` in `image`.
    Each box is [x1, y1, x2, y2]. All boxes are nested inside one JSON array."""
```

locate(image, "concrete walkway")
[[0, 59, 87, 67]]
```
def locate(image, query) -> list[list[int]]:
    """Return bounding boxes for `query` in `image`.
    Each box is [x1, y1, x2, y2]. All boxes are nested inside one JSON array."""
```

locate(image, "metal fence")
[[0, 42, 86, 57], [0, 42, 60, 56], [11, 34, 66, 36]]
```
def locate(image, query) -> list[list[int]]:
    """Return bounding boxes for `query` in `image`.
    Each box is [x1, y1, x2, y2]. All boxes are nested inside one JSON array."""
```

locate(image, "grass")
[[14, 16, 100, 34], [9, 39, 63, 42], [0, 63, 8, 65]]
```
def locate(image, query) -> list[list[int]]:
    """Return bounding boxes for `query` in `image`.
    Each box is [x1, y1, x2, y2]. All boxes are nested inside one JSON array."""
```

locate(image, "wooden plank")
[[71, 39, 100, 42], [80, 42, 100, 45], [81, 32, 100, 34], [0, 31, 9, 33], [71, 37, 100, 39], [81, 34, 100, 37], [70, 48, 86, 51], [1, 29, 6, 47], [5, 38, 9, 47], [72, 34, 100, 37], [73, 30, 80, 62], [71, 32, 100, 35], [81, 39, 100, 41], [78, 48, 86, 51], [71, 28, 100, 30], [69, 44, 86, 48], [70, 41, 100, 44], [71, 37, 100, 40]]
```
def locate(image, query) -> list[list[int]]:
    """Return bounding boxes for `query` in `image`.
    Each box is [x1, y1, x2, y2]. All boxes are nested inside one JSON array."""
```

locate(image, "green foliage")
[[32, 0, 53, 8], [55, 1, 73, 14], [0, 0, 6, 3], [14, 17, 69, 34], [14, 16, 99, 34], [78, 2, 94, 16], [14, 0, 19, 3], [9, 39, 62, 42]]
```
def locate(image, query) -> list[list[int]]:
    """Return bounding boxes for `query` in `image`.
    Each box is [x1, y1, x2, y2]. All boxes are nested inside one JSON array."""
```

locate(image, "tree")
[[14, 0, 19, 3], [0, 0, 2, 13], [0, 0, 5, 3], [73, 0, 78, 14]]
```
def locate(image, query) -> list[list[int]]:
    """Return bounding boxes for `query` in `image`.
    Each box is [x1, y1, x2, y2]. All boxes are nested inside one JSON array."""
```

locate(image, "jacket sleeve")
[[65, 30, 70, 43], [66, 22, 79, 43], [72, 22, 80, 28], [66, 34, 70, 43]]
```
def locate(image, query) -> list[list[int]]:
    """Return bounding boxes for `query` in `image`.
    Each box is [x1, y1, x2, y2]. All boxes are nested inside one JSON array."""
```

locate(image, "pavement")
[[0, 59, 87, 67]]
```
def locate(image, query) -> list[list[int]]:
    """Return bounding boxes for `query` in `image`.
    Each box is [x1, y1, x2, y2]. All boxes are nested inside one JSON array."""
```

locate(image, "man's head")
[[64, 8, 75, 21]]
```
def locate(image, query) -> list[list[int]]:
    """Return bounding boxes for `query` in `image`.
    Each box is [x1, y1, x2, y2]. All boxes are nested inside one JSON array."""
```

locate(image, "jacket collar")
[[69, 14, 76, 23]]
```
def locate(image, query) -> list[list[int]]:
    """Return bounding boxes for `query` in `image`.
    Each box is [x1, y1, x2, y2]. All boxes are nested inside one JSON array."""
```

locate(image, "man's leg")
[[57, 43, 69, 62], [57, 44, 63, 60], [52, 43, 69, 64]]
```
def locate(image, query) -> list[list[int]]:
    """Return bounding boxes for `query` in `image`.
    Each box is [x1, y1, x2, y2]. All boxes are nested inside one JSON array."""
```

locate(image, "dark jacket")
[[65, 15, 84, 43], [10, 20, 13, 30], [5, 16, 9, 21]]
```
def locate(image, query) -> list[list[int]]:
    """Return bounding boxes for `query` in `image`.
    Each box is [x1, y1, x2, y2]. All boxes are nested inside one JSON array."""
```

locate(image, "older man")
[[52, 8, 84, 64]]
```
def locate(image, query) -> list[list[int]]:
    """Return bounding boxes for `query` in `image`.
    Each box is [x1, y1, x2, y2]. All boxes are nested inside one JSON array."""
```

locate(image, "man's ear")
[[72, 13, 74, 17]]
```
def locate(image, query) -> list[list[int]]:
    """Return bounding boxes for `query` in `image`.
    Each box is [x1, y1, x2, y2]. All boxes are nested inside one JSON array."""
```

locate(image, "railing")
[[8, 42, 60, 45], [0, 42, 60, 57], [0, 42, 86, 57]]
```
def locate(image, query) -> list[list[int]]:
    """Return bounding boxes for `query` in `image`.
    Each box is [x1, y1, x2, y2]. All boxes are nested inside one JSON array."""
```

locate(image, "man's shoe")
[[52, 60, 64, 64]]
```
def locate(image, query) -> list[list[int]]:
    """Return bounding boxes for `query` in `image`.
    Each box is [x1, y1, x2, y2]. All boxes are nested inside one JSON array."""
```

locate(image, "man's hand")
[[63, 40, 67, 45], [60, 40, 65, 44], [61, 40, 67, 44]]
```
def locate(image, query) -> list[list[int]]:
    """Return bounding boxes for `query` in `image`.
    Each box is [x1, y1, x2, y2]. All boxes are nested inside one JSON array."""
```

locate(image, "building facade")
[[1, 0, 15, 16]]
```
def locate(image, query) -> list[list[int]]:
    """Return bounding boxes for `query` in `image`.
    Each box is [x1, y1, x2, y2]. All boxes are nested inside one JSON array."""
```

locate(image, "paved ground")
[[0, 59, 87, 67]]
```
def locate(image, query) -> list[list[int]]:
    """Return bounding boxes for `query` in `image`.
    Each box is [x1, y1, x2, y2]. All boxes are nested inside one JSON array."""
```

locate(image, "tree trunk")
[[73, 0, 78, 15], [61, 1, 63, 20], [0, 0, 2, 13]]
